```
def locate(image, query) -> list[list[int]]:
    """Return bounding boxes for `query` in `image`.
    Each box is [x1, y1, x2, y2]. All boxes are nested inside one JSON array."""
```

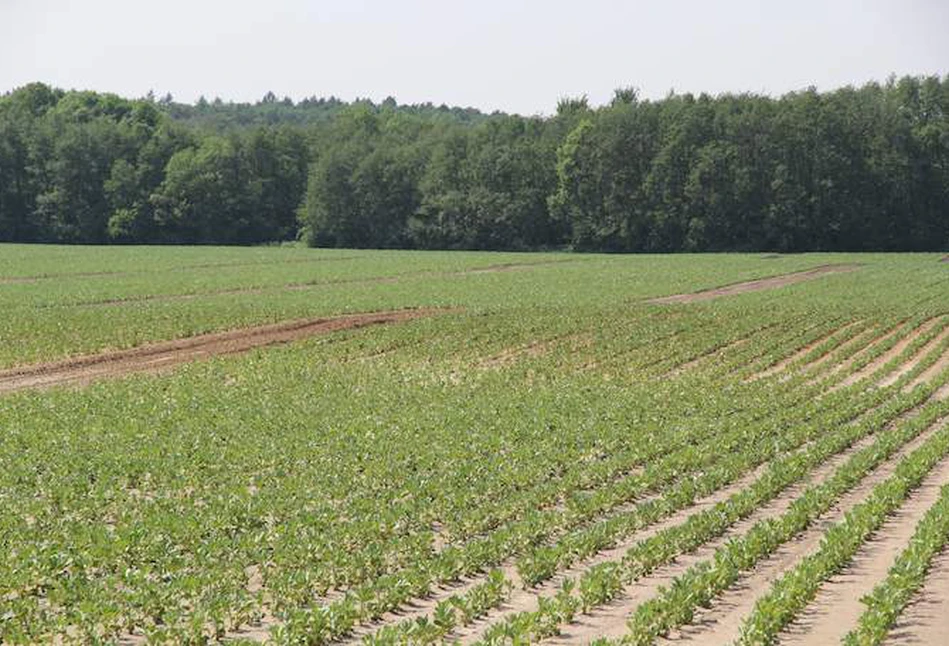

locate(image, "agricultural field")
[[1, 245, 949, 645]]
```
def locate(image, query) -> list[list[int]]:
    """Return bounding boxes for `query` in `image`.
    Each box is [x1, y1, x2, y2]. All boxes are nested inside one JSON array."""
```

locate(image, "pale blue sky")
[[2, 0, 947, 114]]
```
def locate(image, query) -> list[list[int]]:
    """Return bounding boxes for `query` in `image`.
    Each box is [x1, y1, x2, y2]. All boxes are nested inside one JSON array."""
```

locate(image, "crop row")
[[843, 482, 949, 645], [465, 387, 935, 645], [618, 394, 949, 644], [299, 310, 937, 644], [352, 380, 918, 645]]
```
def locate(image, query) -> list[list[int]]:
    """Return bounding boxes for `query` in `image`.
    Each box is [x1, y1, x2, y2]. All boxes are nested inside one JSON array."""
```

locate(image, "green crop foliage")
[[0, 247, 947, 644]]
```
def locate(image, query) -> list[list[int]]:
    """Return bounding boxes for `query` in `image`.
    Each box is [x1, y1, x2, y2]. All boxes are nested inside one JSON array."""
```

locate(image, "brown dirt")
[[777, 452, 949, 645], [647, 264, 862, 305], [880, 321, 949, 388], [656, 412, 946, 646], [885, 549, 949, 644], [0, 309, 442, 395], [750, 321, 862, 381]]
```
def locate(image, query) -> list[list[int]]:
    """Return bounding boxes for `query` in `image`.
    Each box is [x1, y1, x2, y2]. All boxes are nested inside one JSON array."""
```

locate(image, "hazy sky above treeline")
[[2, 0, 947, 115]]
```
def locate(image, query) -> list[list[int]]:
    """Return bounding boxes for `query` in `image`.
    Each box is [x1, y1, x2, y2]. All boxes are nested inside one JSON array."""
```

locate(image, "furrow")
[[820, 321, 909, 383], [904, 341, 949, 392], [802, 326, 881, 374]]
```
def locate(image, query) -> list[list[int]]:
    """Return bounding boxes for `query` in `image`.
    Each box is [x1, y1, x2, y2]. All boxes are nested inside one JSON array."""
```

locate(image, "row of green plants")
[[259, 318, 949, 644], [843, 482, 949, 645], [0, 298, 841, 643], [619, 395, 949, 644], [2, 252, 946, 643], [270, 374, 839, 643], [737, 417, 949, 644], [224, 302, 948, 644], [465, 386, 928, 644], [354, 343, 919, 645]]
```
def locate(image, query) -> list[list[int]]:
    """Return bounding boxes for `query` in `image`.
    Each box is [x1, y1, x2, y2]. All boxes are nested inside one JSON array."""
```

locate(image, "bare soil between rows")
[[0, 308, 442, 395], [647, 263, 862, 304]]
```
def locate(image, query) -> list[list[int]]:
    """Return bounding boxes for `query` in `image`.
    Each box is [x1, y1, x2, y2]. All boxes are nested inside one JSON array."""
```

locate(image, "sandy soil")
[[802, 326, 880, 375], [646, 264, 861, 305], [905, 338, 949, 391], [0, 309, 440, 395]]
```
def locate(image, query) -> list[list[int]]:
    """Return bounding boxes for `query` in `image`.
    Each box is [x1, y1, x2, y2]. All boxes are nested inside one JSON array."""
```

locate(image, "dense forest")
[[1, 76, 947, 251]]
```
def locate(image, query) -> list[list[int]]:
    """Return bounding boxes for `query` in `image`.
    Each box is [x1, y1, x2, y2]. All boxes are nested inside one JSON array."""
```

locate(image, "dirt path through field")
[[647, 264, 861, 305], [0, 309, 441, 395]]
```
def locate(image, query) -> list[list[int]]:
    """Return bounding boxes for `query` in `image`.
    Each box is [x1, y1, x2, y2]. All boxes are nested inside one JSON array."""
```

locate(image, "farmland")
[[1, 246, 948, 645]]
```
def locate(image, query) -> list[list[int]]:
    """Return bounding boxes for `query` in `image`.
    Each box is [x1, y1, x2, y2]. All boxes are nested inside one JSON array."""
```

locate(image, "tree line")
[[1, 77, 947, 251]]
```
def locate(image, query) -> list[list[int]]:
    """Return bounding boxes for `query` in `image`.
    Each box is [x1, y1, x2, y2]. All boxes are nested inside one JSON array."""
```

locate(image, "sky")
[[1, 0, 947, 115]]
